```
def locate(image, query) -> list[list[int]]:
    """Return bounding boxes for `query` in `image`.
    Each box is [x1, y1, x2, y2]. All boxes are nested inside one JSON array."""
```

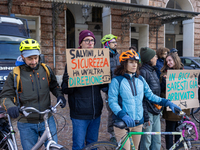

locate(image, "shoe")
[[110, 136, 117, 144]]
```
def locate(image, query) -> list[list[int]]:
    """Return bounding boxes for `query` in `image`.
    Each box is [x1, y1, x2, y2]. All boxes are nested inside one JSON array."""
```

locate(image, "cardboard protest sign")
[[66, 48, 111, 88], [166, 70, 200, 110]]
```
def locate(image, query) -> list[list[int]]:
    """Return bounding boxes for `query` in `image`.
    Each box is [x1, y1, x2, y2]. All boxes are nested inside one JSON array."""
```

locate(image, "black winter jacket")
[[61, 65, 103, 120], [140, 63, 162, 115]]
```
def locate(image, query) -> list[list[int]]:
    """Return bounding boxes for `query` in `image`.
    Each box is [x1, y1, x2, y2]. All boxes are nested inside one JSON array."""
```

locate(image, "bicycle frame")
[[117, 129, 196, 150], [31, 112, 63, 150]]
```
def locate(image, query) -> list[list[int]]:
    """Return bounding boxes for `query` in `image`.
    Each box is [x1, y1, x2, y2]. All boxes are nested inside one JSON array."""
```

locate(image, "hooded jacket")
[[0, 63, 63, 123]]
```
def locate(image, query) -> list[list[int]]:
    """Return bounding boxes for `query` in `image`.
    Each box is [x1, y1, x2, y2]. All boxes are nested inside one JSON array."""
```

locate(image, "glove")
[[63, 72, 69, 83], [57, 96, 66, 108], [121, 115, 135, 127], [165, 100, 182, 113], [7, 106, 19, 118]]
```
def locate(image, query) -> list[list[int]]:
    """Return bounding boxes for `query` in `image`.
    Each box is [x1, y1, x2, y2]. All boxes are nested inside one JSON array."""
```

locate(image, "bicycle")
[[191, 107, 200, 123], [82, 111, 200, 150], [0, 99, 68, 150]]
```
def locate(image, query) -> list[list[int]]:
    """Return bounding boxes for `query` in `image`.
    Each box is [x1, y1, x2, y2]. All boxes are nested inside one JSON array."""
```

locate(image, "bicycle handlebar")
[[20, 99, 63, 117], [176, 111, 198, 141], [182, 121, 198, 141]]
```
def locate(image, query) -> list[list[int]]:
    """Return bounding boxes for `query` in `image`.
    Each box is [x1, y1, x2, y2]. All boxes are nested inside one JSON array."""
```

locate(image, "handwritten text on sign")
[[66, 48, 111, 88], [166, 70, 200, 110]]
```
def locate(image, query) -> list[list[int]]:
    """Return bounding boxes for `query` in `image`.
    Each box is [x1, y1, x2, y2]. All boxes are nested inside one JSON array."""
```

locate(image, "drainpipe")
[[156, 27, 158, 50], [52, 2, 56, 73]]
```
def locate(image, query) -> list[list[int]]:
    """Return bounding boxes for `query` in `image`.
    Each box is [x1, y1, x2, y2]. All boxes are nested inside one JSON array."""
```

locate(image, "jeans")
[[71, 116, 101, 150], [17, 116, 57, 150], [140, 112, 161, 150], [165, 120, 180, 149]]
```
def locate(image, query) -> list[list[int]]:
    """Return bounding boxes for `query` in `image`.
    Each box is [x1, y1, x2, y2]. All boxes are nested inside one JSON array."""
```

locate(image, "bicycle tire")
[[0, 131, 15, 150], [81, 141, 125, 150], [191, 107, 200, 123], [49, 148, 68, 150], [175, 141, 200, 150]]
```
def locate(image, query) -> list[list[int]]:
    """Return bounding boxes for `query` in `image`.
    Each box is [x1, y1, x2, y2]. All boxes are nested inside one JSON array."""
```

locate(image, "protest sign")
[[166, 70, 200, 110], [66, 48, 111, 88]]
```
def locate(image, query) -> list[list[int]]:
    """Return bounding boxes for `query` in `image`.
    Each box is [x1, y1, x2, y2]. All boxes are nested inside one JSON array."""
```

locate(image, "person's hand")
[[63, 73, 69, 83], [163, 75, 167, 78], [122, 115, 135, 127], [7, 106, 19, 118], [165, 100, 182, 113], [57, 96, 66, 108]]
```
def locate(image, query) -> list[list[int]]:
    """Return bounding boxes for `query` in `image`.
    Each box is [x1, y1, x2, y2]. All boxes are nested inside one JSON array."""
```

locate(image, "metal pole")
[[156, 27, 158, 51]]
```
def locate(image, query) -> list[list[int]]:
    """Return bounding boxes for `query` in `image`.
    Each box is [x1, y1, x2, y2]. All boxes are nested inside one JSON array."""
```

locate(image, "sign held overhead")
[[66, 48, 111, 88]]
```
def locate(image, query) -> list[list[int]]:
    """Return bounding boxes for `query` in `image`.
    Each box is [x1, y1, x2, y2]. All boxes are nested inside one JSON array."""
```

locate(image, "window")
[[92, 7, 102, 22], [166, 0, 182, 10], [183, 59, 195, 67], [131, 0, 137, 4]]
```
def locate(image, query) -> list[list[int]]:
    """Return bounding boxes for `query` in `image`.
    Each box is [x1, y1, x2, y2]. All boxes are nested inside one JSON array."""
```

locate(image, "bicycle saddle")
[[113, 120, 126, 129]]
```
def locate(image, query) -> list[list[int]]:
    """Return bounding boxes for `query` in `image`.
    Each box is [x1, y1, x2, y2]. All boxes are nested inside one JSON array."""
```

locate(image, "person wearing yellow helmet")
[[19, 39, 41, 69], [101, 34, 120, 143], [108, 49, 181, 150], [0, 39, 66, 150]]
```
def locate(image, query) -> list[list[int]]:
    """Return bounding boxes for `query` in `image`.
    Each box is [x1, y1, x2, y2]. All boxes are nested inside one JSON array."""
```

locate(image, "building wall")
[[111, 0, 200, 55], [0, 0, 66, 75]]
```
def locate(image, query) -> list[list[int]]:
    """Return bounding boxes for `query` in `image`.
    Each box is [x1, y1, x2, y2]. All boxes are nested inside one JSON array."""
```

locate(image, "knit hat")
[[140, 47, 156, 63], [79, 30, 96, 45]]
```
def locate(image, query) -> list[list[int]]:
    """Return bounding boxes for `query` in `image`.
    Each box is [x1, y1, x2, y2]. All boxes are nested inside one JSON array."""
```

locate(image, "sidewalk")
[[12, 93, 200, 150]]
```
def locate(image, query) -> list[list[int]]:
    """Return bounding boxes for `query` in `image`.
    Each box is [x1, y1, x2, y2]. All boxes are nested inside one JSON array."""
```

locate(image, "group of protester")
[[0, 29, 188, 150]]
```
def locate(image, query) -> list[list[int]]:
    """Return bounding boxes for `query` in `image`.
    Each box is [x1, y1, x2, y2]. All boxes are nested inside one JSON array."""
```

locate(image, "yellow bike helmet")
[[119, 50, 139, 63], [19, 39, 40, 52], [101, 34, 117, 45]]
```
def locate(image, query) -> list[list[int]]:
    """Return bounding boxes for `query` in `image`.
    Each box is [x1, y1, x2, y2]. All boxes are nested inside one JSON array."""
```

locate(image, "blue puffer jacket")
[[108, 73, 168, 125]]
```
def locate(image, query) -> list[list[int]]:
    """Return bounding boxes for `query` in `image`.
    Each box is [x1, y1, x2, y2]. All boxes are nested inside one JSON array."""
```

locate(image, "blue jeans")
[[71, 116, 101, 150], [140, 112, 161, 150], [17, 116, 57, 150]]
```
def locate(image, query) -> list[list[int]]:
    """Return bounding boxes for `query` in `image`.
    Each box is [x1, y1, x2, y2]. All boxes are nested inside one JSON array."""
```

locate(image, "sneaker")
[[110, 136, 117, 144]]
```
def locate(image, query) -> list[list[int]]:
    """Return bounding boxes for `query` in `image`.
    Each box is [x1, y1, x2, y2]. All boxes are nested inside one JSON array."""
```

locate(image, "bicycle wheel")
[[49, 148, 68, 150], [175, 141, 200, 150], [81, 141, 125, 150], [0, 131, 14, 150], [191, 107, 200, 123]]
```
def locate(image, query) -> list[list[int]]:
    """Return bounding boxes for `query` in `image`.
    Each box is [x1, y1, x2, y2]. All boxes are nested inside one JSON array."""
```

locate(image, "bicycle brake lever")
[[20, 106, 32, 117]]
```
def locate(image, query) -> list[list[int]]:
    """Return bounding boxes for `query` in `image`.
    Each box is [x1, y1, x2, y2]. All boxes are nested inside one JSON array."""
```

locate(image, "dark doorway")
[[165, 34, 175, 50], [176, 41, 183, 56], [66, 9, 75, 48], [131, 38, 138, 52]]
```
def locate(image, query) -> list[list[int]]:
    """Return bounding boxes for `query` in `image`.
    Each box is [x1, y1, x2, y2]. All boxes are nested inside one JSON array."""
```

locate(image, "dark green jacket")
[[0, 63, 63, 123]]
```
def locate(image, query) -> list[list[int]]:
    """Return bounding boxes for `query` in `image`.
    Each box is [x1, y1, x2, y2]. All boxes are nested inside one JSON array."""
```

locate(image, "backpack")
[[12, 63, 52, 105]]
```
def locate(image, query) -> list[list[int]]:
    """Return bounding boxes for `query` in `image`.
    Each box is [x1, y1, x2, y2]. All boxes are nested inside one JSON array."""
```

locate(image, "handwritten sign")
[[66, 48, 111, 88], [166, 70, 200, 110]]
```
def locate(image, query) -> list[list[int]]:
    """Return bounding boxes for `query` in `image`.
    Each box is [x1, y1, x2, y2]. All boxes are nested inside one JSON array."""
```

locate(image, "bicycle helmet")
[[119, 50, 139, 63], [101, 34, 117, 45], [19, 39, 40, 52]]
